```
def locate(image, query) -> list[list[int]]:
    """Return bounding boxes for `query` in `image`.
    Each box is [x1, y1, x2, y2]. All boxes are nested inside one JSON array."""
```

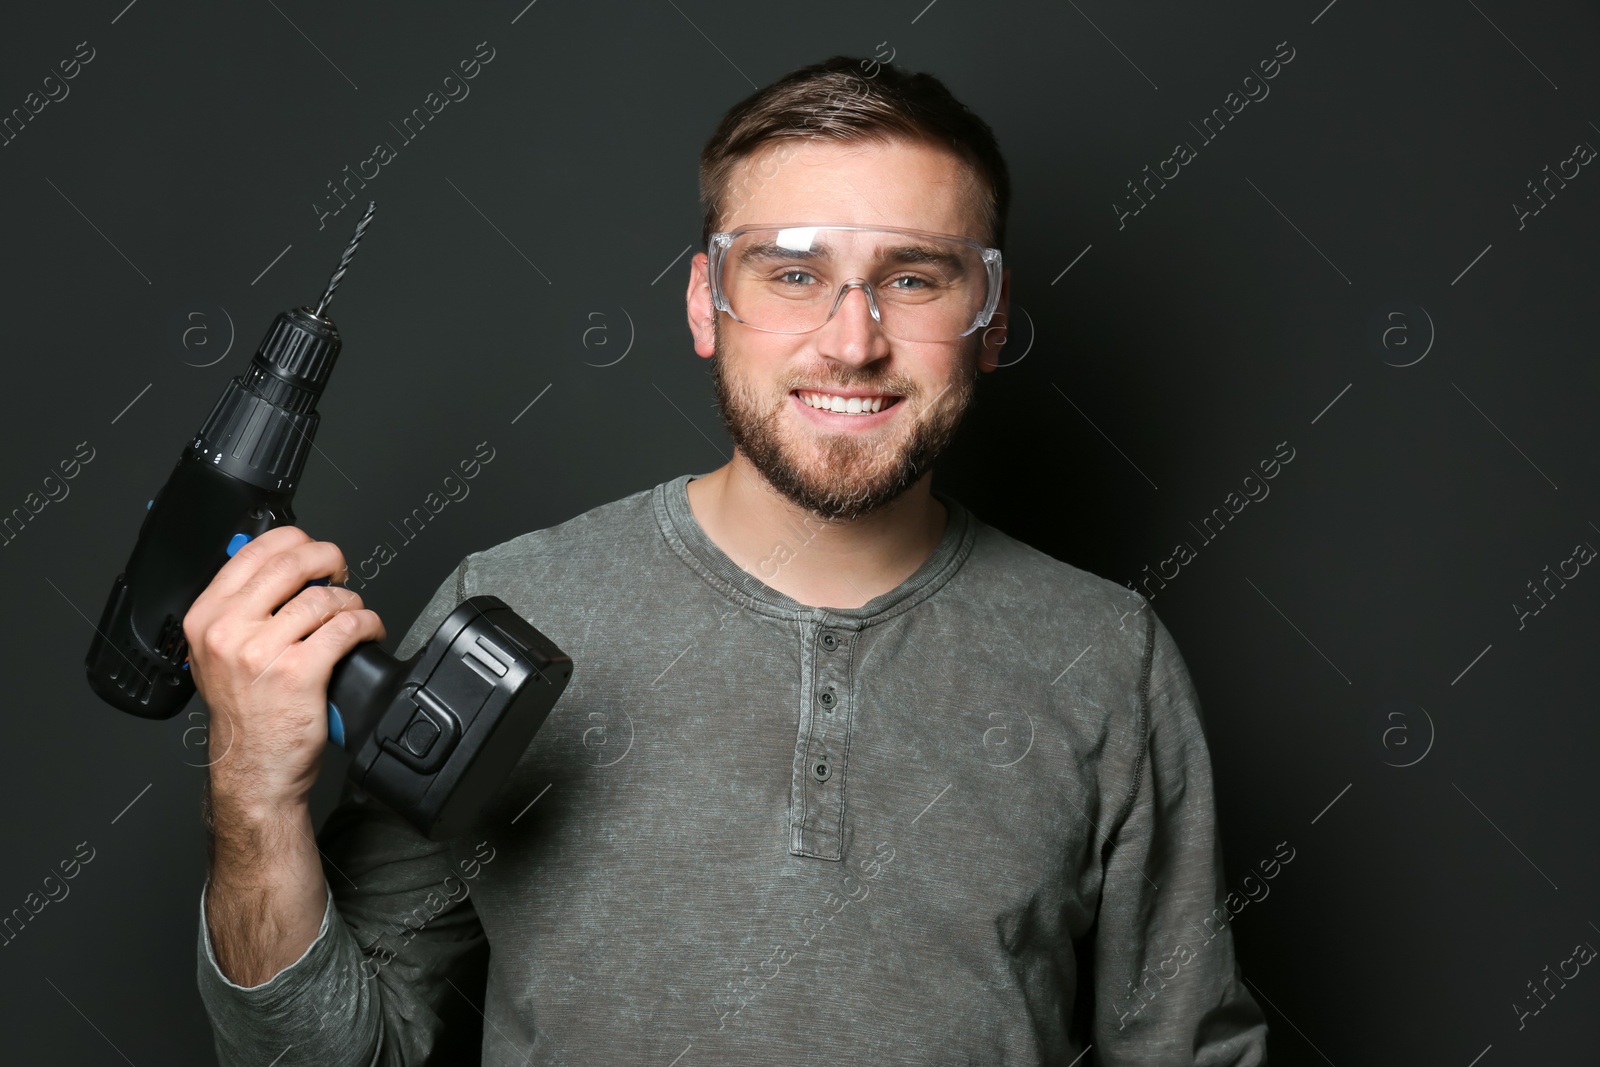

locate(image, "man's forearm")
[[204, 781, 328, 988]]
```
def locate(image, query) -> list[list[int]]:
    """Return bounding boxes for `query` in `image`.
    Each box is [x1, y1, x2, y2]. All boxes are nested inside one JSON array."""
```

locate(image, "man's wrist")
[[206, 782, 313, 872], [206, 773, 310, 829]]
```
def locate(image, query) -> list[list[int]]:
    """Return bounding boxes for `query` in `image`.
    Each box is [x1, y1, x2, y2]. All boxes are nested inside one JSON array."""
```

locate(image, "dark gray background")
[[2, 0, 1596, 1063]]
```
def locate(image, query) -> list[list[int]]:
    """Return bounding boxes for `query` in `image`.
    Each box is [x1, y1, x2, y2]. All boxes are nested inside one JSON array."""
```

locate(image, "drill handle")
[[325, 643, 399, 750]]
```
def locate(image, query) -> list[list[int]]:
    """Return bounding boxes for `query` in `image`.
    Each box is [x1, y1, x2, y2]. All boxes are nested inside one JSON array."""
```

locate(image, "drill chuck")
[[190, 306, 338, 492]]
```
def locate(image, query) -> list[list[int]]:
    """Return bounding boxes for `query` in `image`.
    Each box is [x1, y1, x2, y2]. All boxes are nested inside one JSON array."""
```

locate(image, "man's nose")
[[817, 281, 891, 361]]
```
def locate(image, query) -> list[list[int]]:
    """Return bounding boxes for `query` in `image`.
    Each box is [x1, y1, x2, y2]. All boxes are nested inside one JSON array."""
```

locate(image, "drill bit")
[[314, 201, 376, 318]]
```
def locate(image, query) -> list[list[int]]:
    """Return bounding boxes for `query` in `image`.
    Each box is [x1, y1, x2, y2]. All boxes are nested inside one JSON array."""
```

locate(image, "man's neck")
[[685, 456, 949, 610]]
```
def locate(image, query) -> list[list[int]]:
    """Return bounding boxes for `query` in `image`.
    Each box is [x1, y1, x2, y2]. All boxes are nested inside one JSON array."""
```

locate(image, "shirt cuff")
[[197, 876, 335, 994]]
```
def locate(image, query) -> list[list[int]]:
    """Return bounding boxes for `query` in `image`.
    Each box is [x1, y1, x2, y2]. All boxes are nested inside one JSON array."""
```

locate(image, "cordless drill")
[[84, 203, 571, 841]]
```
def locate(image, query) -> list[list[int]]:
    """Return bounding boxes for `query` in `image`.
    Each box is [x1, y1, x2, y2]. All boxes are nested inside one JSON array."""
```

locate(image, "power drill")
[[83, 203, 571, 841]]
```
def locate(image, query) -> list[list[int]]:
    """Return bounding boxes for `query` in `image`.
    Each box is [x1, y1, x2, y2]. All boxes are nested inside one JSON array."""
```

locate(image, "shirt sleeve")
[[1089, 607, 1270, 1066], [195, 556, 492, 1067]]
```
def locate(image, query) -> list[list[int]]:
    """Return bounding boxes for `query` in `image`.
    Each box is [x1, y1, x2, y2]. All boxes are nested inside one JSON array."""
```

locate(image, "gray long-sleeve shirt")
[[196, 472, 1269, 1065]]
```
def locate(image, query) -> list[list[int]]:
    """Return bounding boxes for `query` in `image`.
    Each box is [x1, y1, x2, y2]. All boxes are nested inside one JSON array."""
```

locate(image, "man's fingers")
[[231, 541, 352, 618], [297, 608, 387, 662], [185, 532, 351, 647], [242, 602, 385, 692], [265, 585, 367, 646], [194, 526, 314, 606]]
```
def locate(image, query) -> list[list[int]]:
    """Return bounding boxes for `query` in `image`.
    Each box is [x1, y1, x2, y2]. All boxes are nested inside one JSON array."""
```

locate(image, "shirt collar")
[[654, 471, 975, 626]]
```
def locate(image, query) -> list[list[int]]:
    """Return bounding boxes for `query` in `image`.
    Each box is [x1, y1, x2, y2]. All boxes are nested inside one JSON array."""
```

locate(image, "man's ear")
[[977, 266, 1012, 374], [686, 253, 717, 358]]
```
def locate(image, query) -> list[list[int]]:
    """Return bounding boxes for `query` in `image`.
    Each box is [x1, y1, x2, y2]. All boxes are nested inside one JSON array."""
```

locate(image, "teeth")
[[798, 390, 897, 414]]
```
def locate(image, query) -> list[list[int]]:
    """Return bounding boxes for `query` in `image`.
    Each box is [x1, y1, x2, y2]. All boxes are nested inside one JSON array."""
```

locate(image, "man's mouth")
[[791, 389, 904, 415]]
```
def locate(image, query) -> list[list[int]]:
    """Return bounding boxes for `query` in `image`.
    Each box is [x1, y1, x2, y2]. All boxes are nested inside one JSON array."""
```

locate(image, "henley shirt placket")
[[791, 614, 858, 859]]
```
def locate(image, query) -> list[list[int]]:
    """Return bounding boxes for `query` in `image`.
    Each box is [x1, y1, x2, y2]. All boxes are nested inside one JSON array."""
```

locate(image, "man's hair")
[[698, 55, 1011, 254]]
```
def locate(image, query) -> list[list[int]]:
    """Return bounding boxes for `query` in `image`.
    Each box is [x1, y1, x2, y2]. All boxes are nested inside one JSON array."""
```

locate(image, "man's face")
[[687, 136, 1009, 523]]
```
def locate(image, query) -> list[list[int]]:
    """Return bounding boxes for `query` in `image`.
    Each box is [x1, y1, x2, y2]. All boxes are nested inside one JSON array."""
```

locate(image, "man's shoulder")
[[468, 480, 660, 575], [961, 510, 1153, 649]]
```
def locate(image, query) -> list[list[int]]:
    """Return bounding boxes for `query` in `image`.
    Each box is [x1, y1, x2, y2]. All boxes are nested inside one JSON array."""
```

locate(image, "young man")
[[192, 56, 1268, 1065]]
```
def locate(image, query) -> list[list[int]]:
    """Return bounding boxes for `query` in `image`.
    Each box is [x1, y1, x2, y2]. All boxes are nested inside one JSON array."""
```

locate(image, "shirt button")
[[818, 686, 836, 712], [820, 630, 839, 651], [812, 759, 831, 781]]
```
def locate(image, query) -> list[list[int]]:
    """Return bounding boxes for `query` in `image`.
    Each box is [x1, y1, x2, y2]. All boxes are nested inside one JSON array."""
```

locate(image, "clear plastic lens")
[[713, 226, 1000, 343]]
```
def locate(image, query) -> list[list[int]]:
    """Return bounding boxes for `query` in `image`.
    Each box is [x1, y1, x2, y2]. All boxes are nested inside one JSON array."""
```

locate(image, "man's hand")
[[184, 526, 388, 986], [182, 525, 386, 815]]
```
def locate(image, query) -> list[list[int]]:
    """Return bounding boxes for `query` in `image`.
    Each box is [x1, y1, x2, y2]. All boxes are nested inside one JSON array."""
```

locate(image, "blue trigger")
[[328, 702, 345, 748]]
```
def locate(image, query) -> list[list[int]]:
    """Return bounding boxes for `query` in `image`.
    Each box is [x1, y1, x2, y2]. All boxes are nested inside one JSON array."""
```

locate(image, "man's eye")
[[886, 276, 930, 291], [776, 270, 817, 285]]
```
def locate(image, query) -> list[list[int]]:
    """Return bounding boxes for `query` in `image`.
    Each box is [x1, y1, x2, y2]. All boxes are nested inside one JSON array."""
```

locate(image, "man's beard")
[[707, 315, 981, 523]]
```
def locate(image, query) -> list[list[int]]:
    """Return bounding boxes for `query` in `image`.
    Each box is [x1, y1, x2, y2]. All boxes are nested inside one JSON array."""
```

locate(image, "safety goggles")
[[708, 224, 1003, 343]]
